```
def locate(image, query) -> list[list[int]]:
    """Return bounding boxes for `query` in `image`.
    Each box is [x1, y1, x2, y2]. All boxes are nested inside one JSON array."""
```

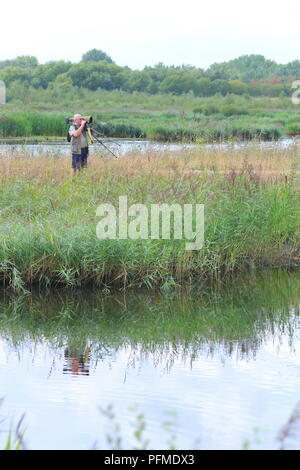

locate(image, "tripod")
[[89, 126, 120, 159]]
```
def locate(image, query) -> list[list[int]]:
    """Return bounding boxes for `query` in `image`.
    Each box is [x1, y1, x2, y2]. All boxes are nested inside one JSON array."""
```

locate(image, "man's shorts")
[[72, 147, 89, 170]]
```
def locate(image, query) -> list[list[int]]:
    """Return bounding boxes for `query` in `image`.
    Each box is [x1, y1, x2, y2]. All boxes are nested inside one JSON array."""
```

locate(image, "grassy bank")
[[1, 91, 300, 142], [0, 145, 299, 290]]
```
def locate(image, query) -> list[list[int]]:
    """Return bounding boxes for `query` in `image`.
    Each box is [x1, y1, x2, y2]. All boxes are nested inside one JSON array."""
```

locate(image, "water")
[[0, 137, 297, 159], [0, 140, 194, 158], [0, 270, 299, 450]]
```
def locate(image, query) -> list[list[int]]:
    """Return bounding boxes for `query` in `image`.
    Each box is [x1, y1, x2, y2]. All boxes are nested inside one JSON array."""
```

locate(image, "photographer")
[[69, 114, 89, 172]]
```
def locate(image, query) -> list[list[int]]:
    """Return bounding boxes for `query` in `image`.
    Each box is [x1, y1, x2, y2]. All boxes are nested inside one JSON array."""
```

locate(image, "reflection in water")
[[0, 269, 299, 379], [0, 269, 299, 366], [0, 269, 299, 449], [63, 346, 91, 376]]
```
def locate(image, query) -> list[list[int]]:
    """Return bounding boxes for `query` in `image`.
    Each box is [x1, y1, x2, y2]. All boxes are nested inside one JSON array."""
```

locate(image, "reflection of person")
[[68, 114, 89, 173], [63, 345, 91, 376]]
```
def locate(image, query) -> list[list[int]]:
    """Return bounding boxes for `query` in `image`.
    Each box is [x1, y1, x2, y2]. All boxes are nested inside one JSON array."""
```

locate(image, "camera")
[[65, 115, 93, 124]]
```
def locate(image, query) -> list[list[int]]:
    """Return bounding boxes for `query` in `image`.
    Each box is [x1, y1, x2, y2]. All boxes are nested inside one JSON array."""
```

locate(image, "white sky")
[[1, 0, 300, 70]]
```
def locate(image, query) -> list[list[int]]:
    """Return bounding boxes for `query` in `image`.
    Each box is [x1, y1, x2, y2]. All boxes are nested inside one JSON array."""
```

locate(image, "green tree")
[[228, 80, 249, 95], [6, 80, 32, 104], [0, 66, 32, 86], [195, 77, 213, 96], [31, 61, 72, 88], [50, 74, 74, 93], [207, 55, 277, 82], [81, 49, 114, 63], [67, 62, 124, 90], [159, 74, 198, 95], [0, 56, 38, 69], [126, 71, 153, 92], [210, 79, 231, 95], [275, 60, 300, 78]]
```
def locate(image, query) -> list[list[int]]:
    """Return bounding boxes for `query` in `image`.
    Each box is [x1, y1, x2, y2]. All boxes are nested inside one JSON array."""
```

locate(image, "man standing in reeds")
[[69, 114, 89, 173]]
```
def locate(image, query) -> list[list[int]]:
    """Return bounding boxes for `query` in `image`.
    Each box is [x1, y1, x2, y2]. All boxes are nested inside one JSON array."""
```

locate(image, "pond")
[[0, 269, 299, 450], [0, 137, 297, 159]]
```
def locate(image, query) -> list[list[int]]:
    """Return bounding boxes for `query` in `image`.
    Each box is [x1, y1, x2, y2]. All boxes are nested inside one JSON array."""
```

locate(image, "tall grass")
[[0, 111, 66, 137], [0, 146, 299, 290], [0, 107, 288, 141], [148, 126, 282, 142]]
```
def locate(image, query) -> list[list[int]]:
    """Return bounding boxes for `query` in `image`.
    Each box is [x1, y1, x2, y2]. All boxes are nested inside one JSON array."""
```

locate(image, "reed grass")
[[0, 108, 289, 142], [0, 146, 299, 290]]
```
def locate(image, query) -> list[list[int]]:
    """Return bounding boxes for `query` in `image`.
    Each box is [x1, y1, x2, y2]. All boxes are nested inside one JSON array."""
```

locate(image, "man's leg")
[[72, 153, 81, 174], [80, 147, 89, 169]]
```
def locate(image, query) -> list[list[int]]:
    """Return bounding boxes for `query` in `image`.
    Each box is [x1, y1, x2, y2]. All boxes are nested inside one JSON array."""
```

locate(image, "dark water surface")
[[0, 270, 299, 450]]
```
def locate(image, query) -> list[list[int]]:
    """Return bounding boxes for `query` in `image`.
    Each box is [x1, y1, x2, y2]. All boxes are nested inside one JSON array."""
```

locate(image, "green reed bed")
[[0, 111, 66, 138], [0, 108, 286, 142], [147, 125, 282, 142], [0, 149, 299, 291]]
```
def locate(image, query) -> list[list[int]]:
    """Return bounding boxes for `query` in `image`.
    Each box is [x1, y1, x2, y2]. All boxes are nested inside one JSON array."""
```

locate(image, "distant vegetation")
[[0, 50, 300, 100], [1, 50, 300, 142], [0, 106, 284, 142]]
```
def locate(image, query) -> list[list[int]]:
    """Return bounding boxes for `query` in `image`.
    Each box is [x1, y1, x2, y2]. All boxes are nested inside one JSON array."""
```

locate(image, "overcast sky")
[[1, 0, 300, 70]]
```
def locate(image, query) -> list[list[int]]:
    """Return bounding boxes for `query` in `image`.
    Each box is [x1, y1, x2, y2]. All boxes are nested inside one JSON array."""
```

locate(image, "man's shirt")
[[69, 125, 88, 149]]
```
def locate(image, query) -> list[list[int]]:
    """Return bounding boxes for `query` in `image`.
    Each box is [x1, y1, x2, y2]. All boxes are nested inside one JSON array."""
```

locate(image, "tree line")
[[0, 49, 298, 98]]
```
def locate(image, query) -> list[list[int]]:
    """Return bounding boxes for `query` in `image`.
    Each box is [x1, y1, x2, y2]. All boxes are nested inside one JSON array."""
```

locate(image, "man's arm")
[[72, 120, 86, 137]]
